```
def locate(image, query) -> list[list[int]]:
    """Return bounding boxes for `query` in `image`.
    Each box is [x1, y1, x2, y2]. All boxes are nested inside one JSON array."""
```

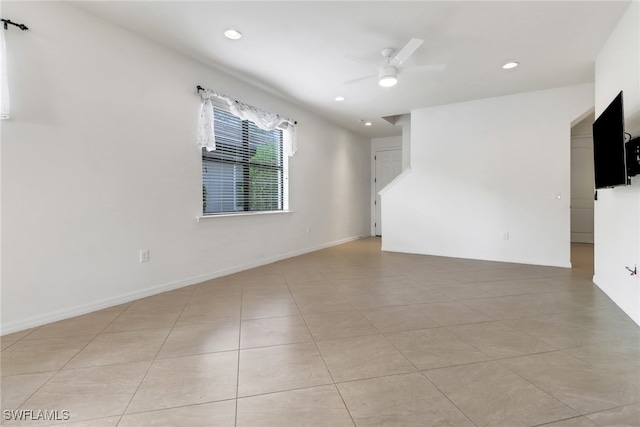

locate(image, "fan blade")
[[342, 74, 376, 85], [342, 53, 379, 69], [410, 63, 447, 72], [390, 38, 424, 67]]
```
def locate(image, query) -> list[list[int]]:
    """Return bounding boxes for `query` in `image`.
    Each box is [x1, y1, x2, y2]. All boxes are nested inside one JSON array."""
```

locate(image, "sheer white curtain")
[[196, 88, 297, 156], [197, 91, 216, 151], [1, 29, 9, 120]]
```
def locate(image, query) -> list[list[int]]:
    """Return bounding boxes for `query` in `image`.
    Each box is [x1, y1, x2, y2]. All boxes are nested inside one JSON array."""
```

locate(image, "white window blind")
[[202, 108, 288, 215]]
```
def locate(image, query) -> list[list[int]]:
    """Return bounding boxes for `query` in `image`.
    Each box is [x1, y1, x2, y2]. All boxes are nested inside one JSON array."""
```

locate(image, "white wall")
[[593, 1, 640, 325], [0, 2, 371, 334], [382, 84, 593, 267]]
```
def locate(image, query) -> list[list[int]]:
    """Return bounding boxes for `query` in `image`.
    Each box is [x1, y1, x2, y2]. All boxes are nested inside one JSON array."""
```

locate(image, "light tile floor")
[[1, 238, 639, 426]]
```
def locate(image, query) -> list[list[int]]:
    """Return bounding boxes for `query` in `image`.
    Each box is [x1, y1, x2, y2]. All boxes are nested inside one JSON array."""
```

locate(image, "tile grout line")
[[5, 309, 129, 421], [234, 282, 244, 427], [418, 369, 480, 427], [292, 270, 357, 426], [493, 353, 587, 418], [367, 308, 481, 426], [322, 264, 585, 427], [4, 240, 636, 425], [115, 286, 196, 426], [530, 414, 596, 427]]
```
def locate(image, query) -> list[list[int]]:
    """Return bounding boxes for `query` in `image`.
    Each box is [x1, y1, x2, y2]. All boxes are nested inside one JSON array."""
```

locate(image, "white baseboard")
[[1, 234, 369, 336], [381, 245, 571, 268], [592, 274, 640, 326]]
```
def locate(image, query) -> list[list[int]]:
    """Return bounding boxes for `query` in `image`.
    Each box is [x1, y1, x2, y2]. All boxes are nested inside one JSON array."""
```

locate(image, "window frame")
[[200, 99, 290, 217]]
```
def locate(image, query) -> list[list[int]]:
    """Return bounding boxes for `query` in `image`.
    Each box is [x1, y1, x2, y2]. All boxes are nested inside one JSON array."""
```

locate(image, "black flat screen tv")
[[592, 91, 627, 189]]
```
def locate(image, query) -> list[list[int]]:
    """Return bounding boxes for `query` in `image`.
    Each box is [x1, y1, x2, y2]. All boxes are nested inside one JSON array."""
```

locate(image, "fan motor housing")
[[378, 65, 398, 86], [379, 65, 398, 80]]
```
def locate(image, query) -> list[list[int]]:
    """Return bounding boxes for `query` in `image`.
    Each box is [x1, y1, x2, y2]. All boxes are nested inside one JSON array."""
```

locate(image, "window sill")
[[196, 210, 293, 222]]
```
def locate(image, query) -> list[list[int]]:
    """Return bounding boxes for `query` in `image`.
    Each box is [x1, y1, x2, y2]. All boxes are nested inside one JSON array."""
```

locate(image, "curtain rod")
[[196, 85, 297, 125], [2, 19, 29, 31]]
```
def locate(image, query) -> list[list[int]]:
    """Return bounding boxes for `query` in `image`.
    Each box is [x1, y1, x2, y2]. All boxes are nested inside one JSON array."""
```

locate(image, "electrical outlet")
[[140, 249, 150, 263], [502, 232, 510, 240], [306, 226, 310, 233]]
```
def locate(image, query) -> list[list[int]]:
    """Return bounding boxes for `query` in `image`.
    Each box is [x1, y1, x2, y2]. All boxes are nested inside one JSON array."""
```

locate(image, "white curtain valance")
[[1, 29, 10, 120], [196, 88, 297, 156]]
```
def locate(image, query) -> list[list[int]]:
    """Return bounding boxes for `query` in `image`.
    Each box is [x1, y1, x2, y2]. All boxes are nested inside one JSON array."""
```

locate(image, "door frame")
[[570, 135, 595, 244], [371, 137, 402, 236], [371, 148, 402, 236]]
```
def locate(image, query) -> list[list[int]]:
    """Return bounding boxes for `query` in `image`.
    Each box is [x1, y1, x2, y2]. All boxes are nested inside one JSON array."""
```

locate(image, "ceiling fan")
[[344, 38, 444, 87]]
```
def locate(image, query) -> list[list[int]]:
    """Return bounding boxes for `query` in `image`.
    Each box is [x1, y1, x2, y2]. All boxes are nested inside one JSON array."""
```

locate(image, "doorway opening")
[[571, 243, 594, 274], [570, 112, 595, 272]]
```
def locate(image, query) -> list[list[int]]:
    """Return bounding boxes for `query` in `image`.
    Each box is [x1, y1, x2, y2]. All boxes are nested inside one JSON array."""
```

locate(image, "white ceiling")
[[69, 1, 630, 138]]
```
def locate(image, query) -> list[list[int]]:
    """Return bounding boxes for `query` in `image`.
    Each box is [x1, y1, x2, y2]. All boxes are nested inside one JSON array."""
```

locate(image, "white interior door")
[[571, 136, 595, 243], [375, 149, 402, 236]]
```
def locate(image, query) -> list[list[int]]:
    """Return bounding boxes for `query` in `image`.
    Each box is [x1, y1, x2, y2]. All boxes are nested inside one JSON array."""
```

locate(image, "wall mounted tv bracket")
[[626, 136, 640, 177]]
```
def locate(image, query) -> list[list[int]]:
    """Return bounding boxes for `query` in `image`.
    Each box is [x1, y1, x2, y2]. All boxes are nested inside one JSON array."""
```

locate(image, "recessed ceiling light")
[[502, 62, 519, 69], [364, 121, 373, 126], [334, 96, 345, 102], [224, 29, 243, 40]]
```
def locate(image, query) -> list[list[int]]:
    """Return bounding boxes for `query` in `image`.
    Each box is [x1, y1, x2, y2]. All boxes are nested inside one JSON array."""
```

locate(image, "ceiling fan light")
[[379, 66, 398, 87], [379, 76, 398, 87]]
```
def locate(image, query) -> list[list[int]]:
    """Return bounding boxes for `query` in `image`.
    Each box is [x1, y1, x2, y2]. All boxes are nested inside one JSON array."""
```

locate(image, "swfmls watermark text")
[[3, 410, 70, 421]]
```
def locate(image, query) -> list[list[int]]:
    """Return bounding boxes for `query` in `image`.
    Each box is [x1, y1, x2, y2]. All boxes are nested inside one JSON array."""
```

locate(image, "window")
[[202, 108, 288, 215]]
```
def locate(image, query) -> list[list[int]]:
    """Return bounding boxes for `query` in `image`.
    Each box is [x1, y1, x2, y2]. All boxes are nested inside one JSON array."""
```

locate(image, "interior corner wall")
[[593, 0, 640, 325], [382, 84, 594, 267], [398, 116, 412, 170], [0, 1, 371, 334]]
